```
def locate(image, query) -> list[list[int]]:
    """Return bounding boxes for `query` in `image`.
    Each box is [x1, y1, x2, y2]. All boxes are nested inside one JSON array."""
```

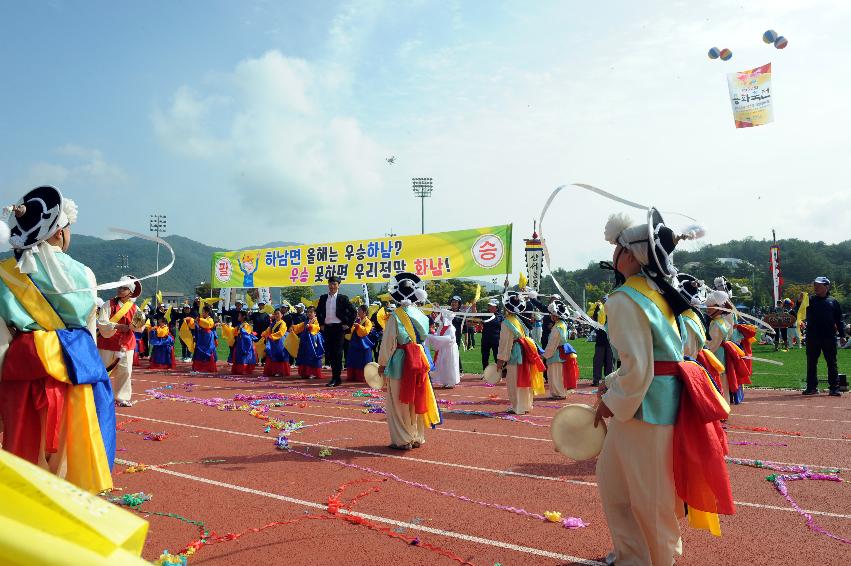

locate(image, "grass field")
[[205, 331, 849, 390]]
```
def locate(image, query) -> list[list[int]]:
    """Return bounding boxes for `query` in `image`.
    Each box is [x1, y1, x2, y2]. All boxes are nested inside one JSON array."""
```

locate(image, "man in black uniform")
[[174, 304, 193, 361], [480, 299, 503, 370], [251, 302, 272, 365], [803, 276, 846, 397], [316, 276, 356, 387]]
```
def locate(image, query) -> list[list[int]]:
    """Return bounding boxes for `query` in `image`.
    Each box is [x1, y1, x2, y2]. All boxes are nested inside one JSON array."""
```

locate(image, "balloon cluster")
[[763, 29, 788, 49], [708, 47, 733, 61], [708, 29, 789, 61]]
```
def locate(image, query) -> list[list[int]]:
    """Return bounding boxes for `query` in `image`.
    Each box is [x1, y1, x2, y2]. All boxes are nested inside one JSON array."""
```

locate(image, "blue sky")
[[2, 0, 850, 275]]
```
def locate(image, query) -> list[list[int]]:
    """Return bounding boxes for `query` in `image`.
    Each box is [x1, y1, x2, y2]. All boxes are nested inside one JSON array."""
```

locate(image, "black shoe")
[[802, 389, 818, 396], [326, 379, 341, 387], [829, 389, 841, 397]]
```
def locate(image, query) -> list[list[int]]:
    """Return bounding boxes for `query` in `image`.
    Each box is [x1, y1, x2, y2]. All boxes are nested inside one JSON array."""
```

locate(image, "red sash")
[[0, 333, 69, 459], [721, 341, 751, 390], [734, 324, 757, 375], [431, 325, 449, 364], [515, 338, 546, 388], [654, 361, 735, 516], [397, 342, 430, 415], [558, 350, 579, 389]]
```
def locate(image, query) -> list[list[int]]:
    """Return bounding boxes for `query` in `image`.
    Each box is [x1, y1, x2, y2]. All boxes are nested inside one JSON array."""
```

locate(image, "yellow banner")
[[211, 225, 512, 288]]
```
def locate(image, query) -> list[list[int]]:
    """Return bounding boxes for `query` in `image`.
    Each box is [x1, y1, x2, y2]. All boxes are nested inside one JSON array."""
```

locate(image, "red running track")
[[71, 362, 851, 564]]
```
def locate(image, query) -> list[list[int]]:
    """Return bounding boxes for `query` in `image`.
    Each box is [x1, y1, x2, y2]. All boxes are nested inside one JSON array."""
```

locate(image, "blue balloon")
[[708, 47, 720, 59], [763, 29, 778, 44]]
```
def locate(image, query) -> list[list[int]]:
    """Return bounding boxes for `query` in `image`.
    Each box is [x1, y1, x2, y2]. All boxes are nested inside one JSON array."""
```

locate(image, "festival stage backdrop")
[[211, 225, 512, 288], [727, 63, 773, 128]]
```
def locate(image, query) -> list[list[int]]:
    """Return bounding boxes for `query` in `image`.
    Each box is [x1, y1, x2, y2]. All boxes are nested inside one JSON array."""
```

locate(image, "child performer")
[[228, 310, 258, 375], [148, 315, 176, 370], [705, 290, 751, 406], [180, 306, 218, 373], [263, 308, 291, 377], [292, 306, 324, 379], [346, 305, 374, 382]]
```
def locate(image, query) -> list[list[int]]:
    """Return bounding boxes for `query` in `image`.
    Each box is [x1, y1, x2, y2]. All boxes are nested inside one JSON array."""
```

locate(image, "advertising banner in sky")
[[727, 62, 773, 128], [212, 225, 512, 289]]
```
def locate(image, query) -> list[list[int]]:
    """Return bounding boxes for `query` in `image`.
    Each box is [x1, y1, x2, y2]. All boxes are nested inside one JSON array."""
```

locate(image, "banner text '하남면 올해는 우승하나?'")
[[211, 225, 512, 288]]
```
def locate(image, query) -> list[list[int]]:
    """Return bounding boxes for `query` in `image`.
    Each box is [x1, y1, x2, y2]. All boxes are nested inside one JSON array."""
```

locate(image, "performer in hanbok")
[[226, 311, 258, 375], [377, 273, 441, 449], [676, 274, 725, 394], [705, 290, 751, 406], [180, 305, 219, 374], [0, 186, 115, 493], [148, 315, 176, 370], [495, 291, 546, 415], [424, 309, 461, 388], [595, 209, 732, 566], [262, 308, 291, 378], [346, 305, 374, 381], [292, 306, 324, 379], [98, 276, 147, 408], [541, 299, 578, 399]]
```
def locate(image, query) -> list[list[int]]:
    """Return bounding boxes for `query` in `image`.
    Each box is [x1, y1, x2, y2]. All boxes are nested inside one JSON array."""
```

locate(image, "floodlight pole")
[[411, 177, 433, 234], [149, 214, 167, 296]]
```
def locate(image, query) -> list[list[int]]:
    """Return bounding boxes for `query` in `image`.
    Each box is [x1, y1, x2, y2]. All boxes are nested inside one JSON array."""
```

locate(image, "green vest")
[[385, 306, 430, 380], [546, 321, 568, 365], [613, 283, 683, 425], [0, 252, 95, 331]]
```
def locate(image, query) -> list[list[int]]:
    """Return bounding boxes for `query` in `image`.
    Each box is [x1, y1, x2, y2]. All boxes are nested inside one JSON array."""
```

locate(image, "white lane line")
[[726, 430, 851, 443], [116, 413, 851, 520], [116, 412, 596, 487], [732, 413, 851, 424], [133, 382, 851, 444], [115, 456, 605, 566]]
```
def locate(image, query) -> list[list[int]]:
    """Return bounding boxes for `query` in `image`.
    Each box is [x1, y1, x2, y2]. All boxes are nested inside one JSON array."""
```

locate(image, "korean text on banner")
[[727, 63, 773, 128], [212, 225, 512, 288]]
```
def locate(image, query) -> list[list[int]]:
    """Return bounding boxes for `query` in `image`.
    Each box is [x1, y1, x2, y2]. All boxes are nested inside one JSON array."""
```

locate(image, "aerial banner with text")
[[211, 225, 512, 288], [727, 62, 773, 128]]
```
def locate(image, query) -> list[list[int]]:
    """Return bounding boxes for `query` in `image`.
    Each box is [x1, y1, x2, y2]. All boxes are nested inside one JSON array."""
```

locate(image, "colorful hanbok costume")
[[263, 319, 291, 377], [377, 272, 441, 448], [180, 315, 218, 373], [705, 291, 751, 406], [497, 292, 546, 415], [98, 278, 147, 406], [542, 301, 578, 399], [148, 323, 176, 370], [346, 314, 374, 381], [292, 319, 324, 378], [598, 210, 732, 566], [423, 310, 461, 388], [0, 186, 115, 493], [224, 322, 258, 375]]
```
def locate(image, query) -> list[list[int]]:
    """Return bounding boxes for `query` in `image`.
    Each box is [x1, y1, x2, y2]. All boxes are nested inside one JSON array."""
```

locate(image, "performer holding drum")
[[581, 208, 733, 566]]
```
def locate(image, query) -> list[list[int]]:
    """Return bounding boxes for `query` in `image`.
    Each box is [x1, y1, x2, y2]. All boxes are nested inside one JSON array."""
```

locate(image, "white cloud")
[[24, 145, 128, 189], [153, 50, 387, 224]]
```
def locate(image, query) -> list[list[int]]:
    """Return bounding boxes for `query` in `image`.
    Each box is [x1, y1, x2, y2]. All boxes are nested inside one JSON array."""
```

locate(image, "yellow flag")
[[368, 304, 380, 318], [300, 297, 316, 308], [518, 272, 528, 289], [139, 298, 151, 311], [164, 305, 173, 323], [351, 295, 363, 306], [155, 291, 162, 306], [377, 293, 392, 302], [246, 294, 255, 309], [796, 293, 809, 327], [262, 303, 274, 314], [473, 284, 481, 304]]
